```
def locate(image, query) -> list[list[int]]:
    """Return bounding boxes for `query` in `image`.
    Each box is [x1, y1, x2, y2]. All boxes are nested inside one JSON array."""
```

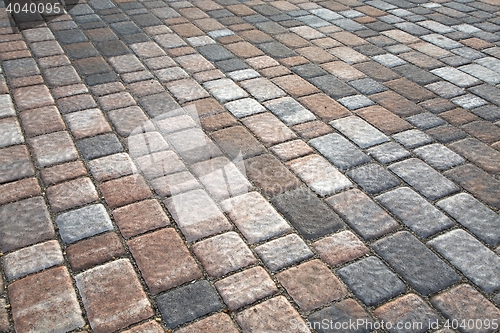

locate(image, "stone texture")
[[308, 299, 373, 333], [175, 313, 239, 333], [47, 177, 99, 212], [66, 232, 125, 271], [347, 163, 401, 194], [100, 175, 152, 208], [254, 234, 314, 272], [312, 231, 369, 267], [29, 131, 78, 167]]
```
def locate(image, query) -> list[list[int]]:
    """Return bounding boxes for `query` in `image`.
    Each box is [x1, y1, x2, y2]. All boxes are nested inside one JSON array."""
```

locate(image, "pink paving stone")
[[100, 174, 153, 209], [113, 199, 170, 238], [122, 321, 165, 333], [40, 160, 88, 186], [176, 313, 239, 333], [276, 259, 348, 312], [46, 177, 99, 212], [312, 230, 369, 267], [128, 228, 202, 294], [66, 232, 125, 271], [236, 296, 311, 333], [270, 139, 315, 161], [64, 108, 112, 139], [0, 177, 41, 205], [241, 112, 297, 146], [8, 266, 85, 333], [215, 266, 278, 310], [75, 259, 154, 333], [192, 231, 257, 277], [12, 85, 54, 111]]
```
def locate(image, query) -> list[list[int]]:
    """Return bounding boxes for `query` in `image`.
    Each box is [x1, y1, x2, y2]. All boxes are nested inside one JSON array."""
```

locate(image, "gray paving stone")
[[310, 75, 358, 99], [413, 143, 465, 170], [264, 97, 316, 126], [204, 78, 248, 103], [309, 133, 371, 171], [475, 56, 500, 74], [258, 42, 297, 58], [431, 67, 482, 87], [240, 78, 286, 102], [0, 95, 15, 119], [392, 129, 434, 149], [55, 204, 114, 244], [271, 187, 345, 240], [436, 193, 500, 246], [291, 64, 328, 78], [297, 15, 330, 28], [372, 54, 407, 67], [308, 299, 373, 333], [77, 133, 124, 160], [224, 98, 266, 118], [227, 69, 260, 82], [347, 163, 400, 194], [393, 64, 440, 85], [330, 116, 388, 148], [389, 158, 459, 200], [425, 81, 466, 99], [197, 44, 234, 61], [337, 95, 374, 110], [157, 280, 223, 329], [373, 231, 460, 296], [367, 142, 411, 164], [421, 34, 463, 49], [326, 189, 400, 240], [254, 234, 314, 271], [406, 112, 446, 130], [215, 58, 248, 72], [451, 93, 488, 109], [469, 84, 500, 106], [338, 257, 406, 306], [348, 78, 387, 95], [452, 47, 484, 60], [429, 229, 500, 294], [471, 105, 500, 121], [310, 8, 343, 21], [153, 33, 187, 49], [3, 58, 40, 78], [376, 187, 454, 238], [0, 118, 24, 148], [139, 92, 181, 118], [395, 21, 432, 35], [30, 131, 79, 167], [167, 128, 222, 164], [332, 18, 366, 31]]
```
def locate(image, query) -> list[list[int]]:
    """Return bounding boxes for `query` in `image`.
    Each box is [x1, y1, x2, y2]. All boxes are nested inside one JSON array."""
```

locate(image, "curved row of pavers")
[[0, 0, 496, 326]]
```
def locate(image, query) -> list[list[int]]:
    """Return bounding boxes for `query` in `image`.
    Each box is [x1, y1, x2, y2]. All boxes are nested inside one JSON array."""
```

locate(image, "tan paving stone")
[[66, 232, 125, 271], [113, 199, 170, 238]]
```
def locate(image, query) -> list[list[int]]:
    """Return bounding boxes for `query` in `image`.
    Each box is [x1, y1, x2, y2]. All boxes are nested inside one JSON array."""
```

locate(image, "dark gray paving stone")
[[425, 124, 468, 143], [139, 92, 181, 118], [197, 44, 234, 62], [436, 193, 500, 246], [366, 142, 411, 164], [64, 42, 100, 59], [76, 133, 124, 160], [157, 280, 223, 329], [54, 29, 88, 44], [121, 33, 150, 44], [394, 21, 432, 35], [376, 187, 454, 238], [85, 72, 119, 86], [3, 58, 40, 78], [469, 85, 500, 107], [270, 187, 345, 240], [43, 66, 81, 87], [215, 58, 248, 72], [472, 105, 500, 121], [95, 40, 130, 57], [429, 229, 500, 294], [389, 158, 459, 200], [326, 189, 400, 240], [349, 78, 387, 95], [309, 133, 371, 171], [354, 44, 386, 57], [338, 257, 406, 306], [131, 13, 163, 27], [291, 64, 328, 78], [406, 112, 446, 130], [110, 21, 142, 35], [308, 299, 373, 333], [393, 64, 440, 85], [373, 231, 460, 296], [347, 163, 400, 194], [310, 75, 358, 99], [258, 41, 297, 58], [243, 14, 268, 23], [208, 9, 235, 18], [253, 4, 282, 16]]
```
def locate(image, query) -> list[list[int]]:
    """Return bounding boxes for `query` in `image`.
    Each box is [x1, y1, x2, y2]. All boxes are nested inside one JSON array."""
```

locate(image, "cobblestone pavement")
[[1, 0, 500, 330]]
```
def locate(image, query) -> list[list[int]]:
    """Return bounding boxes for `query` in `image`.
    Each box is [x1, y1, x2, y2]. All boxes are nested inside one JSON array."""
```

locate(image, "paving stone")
[[203, 78, 247, 103], [165, 189, 231, 241], [0, 118, 24, 148], [407, 112, 446, 130], [157, 280, 222, 328], [176, 313, 239, 333], [309, 133, 371, 171], [139, 92, 181, 118], [239, 77, 286, 102], [64, 108, 112, 139], [357, 105, 412, 135], [127, 133, 169, 159], [167, 128, 223, 164], [112, 199, 169, 238], [19, 106, 64, 138], [413, 143, 465, 170], [270, 139, 314, 161], [220, 191, 291, 243], [211, 125, 265, 160], [347, 163, 400, 194], [3, 58, 40, 78], [471, 105, 500, 121], [349, 77, 387, 95], [236, 296, 310, 333], [308, 298, 373, 333], [254, 233, 313, 271], [121, 321, 165, 333], [462, 120, 500, 143], [135, 150, 186, 180], [29, 131, 78, 167], [366, 142, 410, 165], [77, 133, 124, 160], [338, 256, 406, 306], [39, 161, 87, 187], [330, 115, 389, 148], [241, 112, 295, 145], [151, 170, 202, 197], [425, 81, 466, 99], [66, 232, 125, 271], [310, 74, 358, 99], [76, 259, 154, 333], [431, 66, 482, 87], [373, 294, 440, 333], [0, 94, 15, 119], [452, 93, 488, 109], [312, 230, 369, 267], [46, 177, 99, 212], [430, 284, 500, 333], [337, 95, 374, 110], [392, 129, 434, 149], [370, 90, 425, 117], [263, 97, 315, 126], [448, 138, 500, 174], [426, 124, 468, 143], [223, 98, 264, 118], [9, 267, 85, 333]]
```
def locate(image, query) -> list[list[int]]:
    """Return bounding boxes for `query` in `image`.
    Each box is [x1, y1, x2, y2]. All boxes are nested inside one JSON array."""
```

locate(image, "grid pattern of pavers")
[[1, 0, 500, 330]]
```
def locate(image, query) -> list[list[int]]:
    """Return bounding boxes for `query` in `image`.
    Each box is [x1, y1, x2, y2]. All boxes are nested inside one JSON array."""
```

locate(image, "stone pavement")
[[0, 0, 500, 330]]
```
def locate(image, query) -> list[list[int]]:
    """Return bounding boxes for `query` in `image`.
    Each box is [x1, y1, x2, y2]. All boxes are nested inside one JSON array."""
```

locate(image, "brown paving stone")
[[193, 69, 226, 82], [356, 105, 412, 135], [280, 56, 310, 67], [385, 78, 436, 102], [12, 85, 54, 111], [353, 61, 400, 81], [461, 37, 494, 50], [226, 41, 263, 58], [211, 125, 266, 159], [0, 50, 32, 61], [0, 177, 41, 205], [176, 313, 239, 333], [200, 112, 239, 132], [419, 98, 458, 114], [0, 299, 9, 332], [57, 94, 97, 114], [0, 40, 27, 52], [275, 33, 311, 48], [40, 160, 87, 186], [193, 18, 225, 31], [66, 232, 125, 271], [371, 90, 424, 117], [399, 51, 444, 70], [19, 106, 65, 138], [128, 228, 202, 294], [292, 120, 334, 140], [242, 112, 297, 146], [8, 266, 85, 333], [298, 93, 351, 121], [448, 138, 500, 174], [357, 5, 386, 16], [175, 54, 215, 73], [218, 35, 243, 44], [322, 61, 366, 81], [277, 259, 348, 312], [171, 23, 204, 37], [0, 145, 35, 184], [9, 75, 44, 88], [98, 91, 136, 111], [113, 199, 170, 238], [272, 75, 319, 97], [239, 30, 274, 44], [121, 321, 165, 333], [270, 139, 315, 161], [38, 54, 71, 69], [107, 106, 149, 137], [65, 109, 112, 139], [247, 55, 280, 69], [52, 83, 89, 99], [461, 121, 500, 144], [100, 174, 152, 208], [312, 230, 369, 267], [128, 80, 164, 97], [46, 177, 99, 212], [297, 46, 337, 63], [75, 259, 154, 333], [439, 108, 480, 126], [260, 65, 292, 78], [227, 3, 256, 15], [166, 46, 196, 57]]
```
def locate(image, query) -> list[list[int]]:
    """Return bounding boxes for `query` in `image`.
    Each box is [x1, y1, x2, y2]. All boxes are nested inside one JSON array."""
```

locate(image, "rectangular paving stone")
[[242, 112, 297, 146], [308, 298, 373, 333], [167, 128, 222, 164], [436, 193, 500, 246], [449, 138, 500, 174], [312, 230, 369, 267], [204, 78, 248, 102], [0, 94, 15, 119], [309, 74, 358, 99], [175, 313, 239, 333], [240, 77, 286, 102], [373, 231, 460, 296], [309, 133, 371, 171], [370, 90, 424, 117], [0, 145, 34, 184], [66, 232, 125, 271], [330, 115, 389, 148], [429, 229, 500, 294], [414, 143, 465, 170], [263, 97, 316, 126], [347, 163, 401, 194], [389, 158, 459, 200], [431, 66, 482, 87], [469, 84, 500, 106], [459, 63, 500, 85], [254, 233, 313, 271], [29, 131, 79, 167], [211, 125, 266, 160], [357, 105, 412, 135]]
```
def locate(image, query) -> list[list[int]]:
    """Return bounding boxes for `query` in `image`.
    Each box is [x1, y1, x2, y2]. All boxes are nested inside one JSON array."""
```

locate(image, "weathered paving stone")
[[347, 163, 401, 194], [29, 131, 79, 167], [203, 78, 248, 102], [389, 158, 459, 200], [100, 174, 152, 208], [0, 118, 24, 148], [0, 145, 35, 184], [113, 199, 169, 238], [242, 112, 297, 146], [431, 66, 481, 87], [338, 256, 406, 306], [46, 177, 99, 212], [448, 138, 500, 174], [436, 193, 500, 246], [254, 234, 314, 271], [66, 232, 125, 271], [139, 92, 181, 118], [167, 128, 223, 164], [430, 284, 500, 333], [264, 97, 316, 125], [373, 231, 460, 296], [157, 280, 223, 328], [88, 153, 136, 182], [76, 133, 124, 160], [469, 84, 500, 107], [373, 294, 440, 333], [366, 142, 411, 164], [3, 240, 63, 281], [326, 189, 400, 240], [309, 133, 371, 171], [224, 97, 265, 118], [122, 321, 165, 333], [76, 259, 154, 333], [220, 192, 291, 243], [312, 230, 369, 267], [330, 116, 389, 148], [310, 74, 358, 99], [9, 266, 85, 333], [128, 228, 202, 294], [392, 129, 434, 149], [278, 259, 347, 312], [413, 143, 465, 170], [175, 313, 239, 333], [135, 150, 186, 180], [376, 187, 454, 238], [237, 296, 310, 333], [0, 197, 55, 252], [55, 204, 114, 244], [271, 187, 345, 240], [407, 112, 446, 130], [429, 229, 500, 294], [308, 298, 373, 333]]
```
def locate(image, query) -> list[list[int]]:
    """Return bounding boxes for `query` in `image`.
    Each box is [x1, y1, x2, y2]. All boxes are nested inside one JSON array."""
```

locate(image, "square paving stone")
[[29, 131, 79, 167], [312, 230, 369, 267], [338, 256, 406, 306], [254, 233, 313, 272], [308, 299, 373, 333], [241, 77, 286, 102], [167, 128, 223, 164], [76, 133, 124, 160], [204, 78, 248, 103], [9, 267, 85, 333], [347, 163, 401, 194], [76, 259, 154, 333], [271, 187, 345, 240], [43, 66, 81, 87], [264, 96, 316, 126], [112, 199, 169, 238], [224, 98, 266, 118], [413, 143, 465, 170], [139, 92, 181, 118], [100, 174, 152, 208], [330, 116, 388, 148], [392, 129, 434, 149], [0, 118, 24, 148], [157, 280, 223, 329], [291, 63, 328, 78], [0, 145, 32, 184], [211, 125, 266, 160], [310, 74, 358, 99], [3, 58, 40, 78], [64, 108, 112, 139]]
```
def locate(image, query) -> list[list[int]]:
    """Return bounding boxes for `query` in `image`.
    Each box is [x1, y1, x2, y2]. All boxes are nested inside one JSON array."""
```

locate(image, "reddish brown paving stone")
[[66, 232, 125, 271], [12, 85, 54, 111], [19, 106, 65, 138], [40, 160, 88, 186], [385, 78, 436, 102], [292, 120, 334, 140], [0, 299, 9, 332], [100, 174, 152, 208], [371, 90, 425, 117], [298, 93, 351, 121], [312, 230, 370, 267], [242, 112, 297, 146], [57, 94, 97, 114], [439, 108, 480, 126], [0, 177, 41, 205], [46, 177, 99, 212], [121, 321, 165, 333], [461, 121, 500, 144], [272, 75, 319, 97], [0, 145, 35, 184], [259, 65, 291, 78], [211, 125, 266, 159], [176, 313, 239, 333], [280, 56, 310, 67], [356, 105, 412, 135], [226, 41, 263, 58], [9, 266, 85, 333], [200, 112, 239, 132]]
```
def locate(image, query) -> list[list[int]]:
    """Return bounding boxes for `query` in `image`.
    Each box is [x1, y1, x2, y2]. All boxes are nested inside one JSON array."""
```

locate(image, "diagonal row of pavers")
[[0, 0, 500, 331]]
